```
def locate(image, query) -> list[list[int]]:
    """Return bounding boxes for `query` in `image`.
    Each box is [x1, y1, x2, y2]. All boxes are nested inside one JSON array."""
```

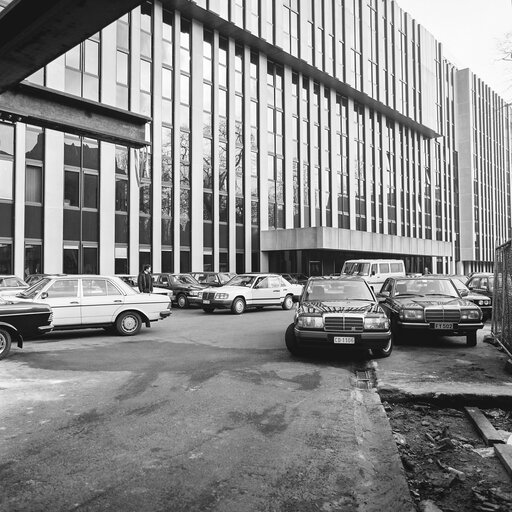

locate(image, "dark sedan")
[[285, 276, 392, 358], [377, 276, 483, 346], [152, 273, 207, 308], [188, 272, 236, 287], [447, 275, 492, 322], [0, 296, 53, 360]]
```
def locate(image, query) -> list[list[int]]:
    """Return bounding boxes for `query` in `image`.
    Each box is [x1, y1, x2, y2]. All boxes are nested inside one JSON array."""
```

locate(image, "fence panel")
[[491, 241, 512, 357]]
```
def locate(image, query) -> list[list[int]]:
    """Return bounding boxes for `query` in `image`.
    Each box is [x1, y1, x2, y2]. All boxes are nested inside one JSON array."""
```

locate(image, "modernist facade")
[[0, 0, 510, 278]]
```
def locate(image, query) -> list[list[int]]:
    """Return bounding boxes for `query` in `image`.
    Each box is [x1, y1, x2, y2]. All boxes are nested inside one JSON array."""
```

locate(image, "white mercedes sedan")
[[198, 273, 303, 314], [7, 275, 171, 336]]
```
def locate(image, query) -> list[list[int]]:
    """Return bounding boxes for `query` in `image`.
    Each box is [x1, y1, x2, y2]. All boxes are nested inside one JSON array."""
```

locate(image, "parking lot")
[[1, 306, 413, 512]]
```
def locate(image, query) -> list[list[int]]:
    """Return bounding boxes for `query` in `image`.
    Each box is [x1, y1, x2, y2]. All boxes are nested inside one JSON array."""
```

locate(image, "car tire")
[[372, 336, 393, 358], [285, 323, 300, 355], [231, 297, 245, 315], [466, 332, 477, 347], [115, 311, 142, 336], [0, 328, 12, 360], [282, 294, 293, 310], [176, 294, 189, 309], [202, 306, 215, 313]]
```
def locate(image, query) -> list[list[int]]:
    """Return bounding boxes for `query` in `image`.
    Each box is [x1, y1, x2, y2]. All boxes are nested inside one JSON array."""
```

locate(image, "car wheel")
[[231, 297, 245, 315], [115, 311, 142, 336], [285, 323, 300, 355], [282, 294, 293, 310], [176, 294, 188, 309], [0, 328, 12, 360], [372, 336, 393, 358], [202, 306, 215, 313], [466, 332, 477, 347]]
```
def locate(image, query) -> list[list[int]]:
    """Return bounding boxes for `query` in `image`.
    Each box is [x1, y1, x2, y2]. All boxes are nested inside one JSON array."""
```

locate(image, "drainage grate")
[[354, 368, 376, 390]]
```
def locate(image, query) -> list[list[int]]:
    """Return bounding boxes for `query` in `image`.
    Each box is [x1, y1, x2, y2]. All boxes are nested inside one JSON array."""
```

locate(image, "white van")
[[340, 259, 406, 291]]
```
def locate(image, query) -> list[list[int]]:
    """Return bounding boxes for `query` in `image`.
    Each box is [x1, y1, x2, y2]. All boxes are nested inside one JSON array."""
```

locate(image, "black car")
[[466, 273, 494, 300], [446, 275, 492, 321], [285, 276, 392, 358], [377, 276, 484, 346], [188, 272, 236, 287], [0, 296, 53, 360], [152, 273, 207, 308]]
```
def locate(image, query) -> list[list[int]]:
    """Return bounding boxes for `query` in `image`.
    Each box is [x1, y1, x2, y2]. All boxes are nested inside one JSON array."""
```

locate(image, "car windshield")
[[17, 278, 51, 299], [451, 279, 468, 293], [304, 280, 374, 301], [394, 279, 459, 297], [227, 275, 258, 287], [343, 263, 370, 276]]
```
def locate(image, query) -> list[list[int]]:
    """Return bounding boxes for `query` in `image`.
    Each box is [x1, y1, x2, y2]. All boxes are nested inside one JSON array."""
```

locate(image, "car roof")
[[391, 275, 455, 280], [308, 275, 366, 282], [469, 272, 493, 277]]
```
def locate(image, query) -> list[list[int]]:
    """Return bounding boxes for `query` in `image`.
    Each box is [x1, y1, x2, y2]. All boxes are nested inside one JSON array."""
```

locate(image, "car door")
[[81, 278, 126, 325], [251, 276, 275, 306], [38, 278, 81, 326]]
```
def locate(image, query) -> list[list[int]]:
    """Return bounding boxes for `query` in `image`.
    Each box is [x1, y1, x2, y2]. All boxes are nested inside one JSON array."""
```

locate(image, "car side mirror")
[[379, 291, 390, 297], [41, 292, 48, 299], [459, 289, 469, 297]]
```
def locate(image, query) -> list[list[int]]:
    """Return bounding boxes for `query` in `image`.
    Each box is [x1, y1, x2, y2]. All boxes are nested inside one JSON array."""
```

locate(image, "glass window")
[[0, 122, 14, 156], [83, 174, 98, 209], [84, 40, 99, 75], [46, 279, 79, 298], [64, 171, 79, 207], [25, 165, 42, 204], [115, 146, 128, 174], [115, 180, 128, 212], [117, 51, 129, 85], [65, 46, 81, 70], [83, 138, 99, 170], [26, 128, 44, 161], [0, 160, 13, 200], [83, 247, 98, 274]]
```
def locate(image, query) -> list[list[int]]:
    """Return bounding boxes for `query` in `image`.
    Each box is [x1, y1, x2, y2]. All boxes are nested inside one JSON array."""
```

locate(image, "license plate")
[[334, 336, 355, 344], [434, 322, 453, 330], [203, 299, 210, 304]]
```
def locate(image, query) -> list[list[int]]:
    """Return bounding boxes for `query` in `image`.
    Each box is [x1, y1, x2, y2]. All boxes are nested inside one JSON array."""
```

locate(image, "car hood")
[[299, 300, 382, 314], [0, 299, 51, 313], [202, 285, 252, 294], [393, 296, 474, 308]]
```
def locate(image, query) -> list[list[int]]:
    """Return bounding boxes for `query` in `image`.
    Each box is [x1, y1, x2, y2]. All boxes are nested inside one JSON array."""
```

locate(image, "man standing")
[[138, 264, 153, 293]]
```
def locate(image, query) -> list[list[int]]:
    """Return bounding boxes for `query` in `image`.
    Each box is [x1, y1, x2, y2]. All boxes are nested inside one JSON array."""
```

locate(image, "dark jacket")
[[138, 271, 153, 293]]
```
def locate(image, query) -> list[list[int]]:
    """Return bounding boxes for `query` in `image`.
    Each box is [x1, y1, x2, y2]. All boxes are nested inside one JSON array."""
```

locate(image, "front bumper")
[[398, 320, 483, 334], [294, 327, 391, 349], [159, 310, 172, 319], [200, 298, 232, 309], [187, 296, 203, 306]]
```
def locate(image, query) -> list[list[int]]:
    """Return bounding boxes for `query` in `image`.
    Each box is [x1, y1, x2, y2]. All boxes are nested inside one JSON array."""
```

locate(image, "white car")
[[198, 273, 303, 314], [7, 275, 171, 336], [0, 275, 28, 297]]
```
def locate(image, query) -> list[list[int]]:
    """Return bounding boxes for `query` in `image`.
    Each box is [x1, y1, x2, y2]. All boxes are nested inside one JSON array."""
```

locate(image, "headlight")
[[198, 292, 203, 299], [188, 291, 199, 297], [297, 315, 324, 329], [215, 292, 229, 299], [400, 309, 424, 321], [484, 300, 491, 306], [364, 315, 390, 330], [461, 309, 481, 320]]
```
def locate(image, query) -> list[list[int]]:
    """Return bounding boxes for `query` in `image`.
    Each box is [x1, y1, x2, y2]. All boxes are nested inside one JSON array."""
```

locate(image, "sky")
[[395, 0, 512, 102]]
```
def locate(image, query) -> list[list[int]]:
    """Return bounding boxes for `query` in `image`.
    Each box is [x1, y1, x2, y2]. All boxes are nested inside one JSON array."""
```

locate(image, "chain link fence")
[[490, 241, 512, 357]]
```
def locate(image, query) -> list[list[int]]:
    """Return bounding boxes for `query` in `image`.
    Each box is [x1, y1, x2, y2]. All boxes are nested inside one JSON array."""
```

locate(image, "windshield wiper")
[[424, 293, 457, 297]]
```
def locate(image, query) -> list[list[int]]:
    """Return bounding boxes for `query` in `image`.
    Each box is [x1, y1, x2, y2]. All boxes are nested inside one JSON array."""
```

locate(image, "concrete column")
[[243, 46, 252, 270], [212, 30, 220, 270], [283, 66, 294, 229], [99, 141, 115, 274], [43, 130, 64, 273], [227, 37, 236, 271], [100, 20, 117, 107], [173, 11, 182, 272], [258, 52, 268, 270], [13, 123, 25, 278], [347, 98, 356, 230], [191, 18, 204, 271], [329, 89, 338, 228]]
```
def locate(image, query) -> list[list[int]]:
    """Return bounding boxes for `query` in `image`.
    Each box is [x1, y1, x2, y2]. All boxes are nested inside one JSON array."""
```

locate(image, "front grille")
[[203, 292, 216, 300], [324, 315, 364, 332], [425, 308, 460, 323]]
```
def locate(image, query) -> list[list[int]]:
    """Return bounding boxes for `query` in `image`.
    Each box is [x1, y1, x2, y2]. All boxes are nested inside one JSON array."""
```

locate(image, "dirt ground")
[[385, 402, 512, 512]]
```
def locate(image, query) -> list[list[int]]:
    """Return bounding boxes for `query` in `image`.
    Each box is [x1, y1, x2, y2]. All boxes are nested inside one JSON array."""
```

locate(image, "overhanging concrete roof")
[[0, 0, 145, 94]]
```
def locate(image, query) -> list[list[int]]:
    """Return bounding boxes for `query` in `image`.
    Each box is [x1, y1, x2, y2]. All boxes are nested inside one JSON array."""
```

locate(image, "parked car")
[[198, 273, 302, 314], [7, 275, 171, 336], [444, 275, 492, 322], [279, 273, 309, 286], [25, 273, 66, 286], [285, 276, 392, 358], [116, 275, 173, 297], [341, 259, 406, 291], [0, 275, 29, 297], [0, 296, 53, 360], [466, 273, 494, 301], [152, 273, 207, 308], [377, 276, 484, 346], [188, 272, 236, 287]]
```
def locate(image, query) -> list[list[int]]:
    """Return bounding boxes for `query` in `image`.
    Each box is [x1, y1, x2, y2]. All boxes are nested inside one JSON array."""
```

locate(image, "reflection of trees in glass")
[[162, 127, 173, 182], [115, 146, 128, 175], [219, 142, 227, 192], [180, 189, 190, 230], [139, 184, 151, 214], [161, 185, 172, 217], [203, 192, 213, 220], [203, 138, 212, 188]]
